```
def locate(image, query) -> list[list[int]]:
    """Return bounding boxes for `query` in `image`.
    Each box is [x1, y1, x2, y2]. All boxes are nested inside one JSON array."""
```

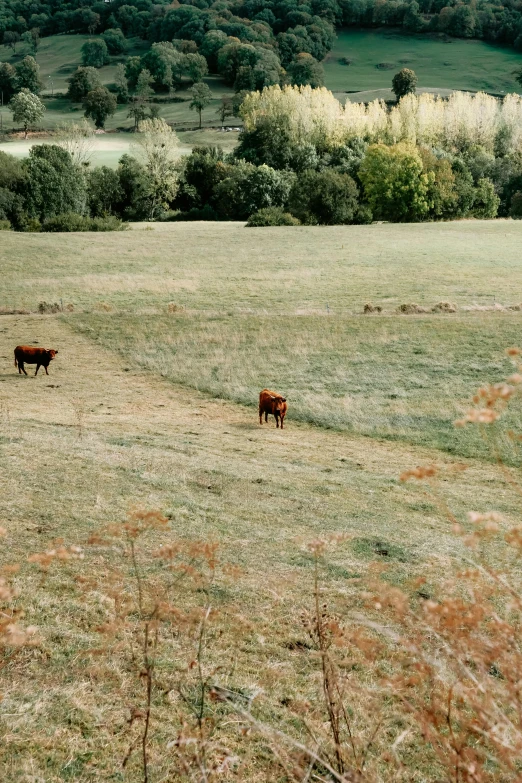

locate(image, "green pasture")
[[325, 30, 522, 95]]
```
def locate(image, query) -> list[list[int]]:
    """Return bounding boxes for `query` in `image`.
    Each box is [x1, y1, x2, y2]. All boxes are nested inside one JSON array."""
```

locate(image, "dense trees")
[[1, 79, 522, 231]]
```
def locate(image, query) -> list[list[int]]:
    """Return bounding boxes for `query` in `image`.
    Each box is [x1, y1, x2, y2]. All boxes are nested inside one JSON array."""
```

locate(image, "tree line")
[[1, 85, 522, 232]]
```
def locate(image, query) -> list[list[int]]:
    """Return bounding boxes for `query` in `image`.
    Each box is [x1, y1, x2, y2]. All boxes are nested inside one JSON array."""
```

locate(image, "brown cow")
[[259, 388, 287, 429], [14, 346, 58, 376]]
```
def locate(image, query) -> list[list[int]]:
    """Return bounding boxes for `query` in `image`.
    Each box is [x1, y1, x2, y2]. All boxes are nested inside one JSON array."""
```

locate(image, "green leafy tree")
[[3, 32, 20, 55], [14, 56, 41, 94], [515, 67, 522, 90], [81, 39, 109, 68], [132, 118, 179, 219], [175, 145, 227, 210], [142, 42, 182, 89], [510, 191, 522, 218], [9, 89, 45, 138], [287, 53, 325, 88], [214, 162, 295, 219], [21, 28, 40, 55], [67, 67, 102, 102], [392, 68, 418, 100], [359, 143, 430, 222], [184, 53, 208, 84], [102, 28, 127, 55], [127, 68, 154, 130], [114, 63, 129, 104], [288, 169, 359, 224], [0, 63, 16, 104], [125, 56, 143, 89], [189, 82, 212, 129], [472, 177, 500, 218], [217, 97, 233, 127], [23, 144, 87, 220], [83, 86, 117, 129], [117, 154, 150, 220], [87, 166, 123, 216]]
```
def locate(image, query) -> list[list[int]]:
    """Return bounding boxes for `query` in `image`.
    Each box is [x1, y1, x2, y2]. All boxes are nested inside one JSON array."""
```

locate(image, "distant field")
[[325, 30, 522, 96], [0, 128, 239, 167]]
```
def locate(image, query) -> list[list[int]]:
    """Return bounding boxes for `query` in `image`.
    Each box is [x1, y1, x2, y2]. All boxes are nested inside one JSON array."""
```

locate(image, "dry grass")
[[2, 223, 522, 779]]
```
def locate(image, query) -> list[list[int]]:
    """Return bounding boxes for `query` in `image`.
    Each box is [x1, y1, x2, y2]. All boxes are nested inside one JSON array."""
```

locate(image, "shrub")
[[214, 163, 295, 220], [510, 190, 522, 218], [169, 205, 220, 221], [246, 207, 300, 226], [41, 213, 127, 232], [0, 219, 11, 230], [288, 169, 359, 225]]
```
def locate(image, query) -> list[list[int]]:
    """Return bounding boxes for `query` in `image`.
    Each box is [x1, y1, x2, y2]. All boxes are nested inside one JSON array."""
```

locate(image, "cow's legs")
[[280, 416, 285, 430], [19, 362, 27, 375], [275, 413, 280, 428], [265, 412, 268, 423], [259, 408, 263, 425], [35, 364, 40, 376], [44, 365, 49, 375]]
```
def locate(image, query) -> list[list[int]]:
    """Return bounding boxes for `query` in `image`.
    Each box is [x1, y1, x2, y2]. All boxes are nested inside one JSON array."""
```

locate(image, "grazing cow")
[[14, 346, 58, 376], [259, 388, 287, 429]]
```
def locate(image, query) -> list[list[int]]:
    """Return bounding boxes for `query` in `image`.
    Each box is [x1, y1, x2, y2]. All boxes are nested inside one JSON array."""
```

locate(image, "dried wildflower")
[[506, 347, 521, 356]]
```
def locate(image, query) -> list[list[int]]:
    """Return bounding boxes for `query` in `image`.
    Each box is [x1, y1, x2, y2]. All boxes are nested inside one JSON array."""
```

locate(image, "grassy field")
[[326, 30, 522, 96], [1, 223, 522, 778]]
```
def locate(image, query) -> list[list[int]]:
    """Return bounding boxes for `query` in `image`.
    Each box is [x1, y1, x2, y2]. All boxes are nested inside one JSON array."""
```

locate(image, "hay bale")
[[397, 303, 429, 314], [38, 301, 61, 314], [363, 302, 382, 314], [432, 301, 457, 313], [167, 302, 185, 313]]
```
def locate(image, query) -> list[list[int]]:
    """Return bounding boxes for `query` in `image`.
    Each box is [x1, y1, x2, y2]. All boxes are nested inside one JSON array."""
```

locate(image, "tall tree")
[[67, 67, 102, 102], [14, 56, 41, 94], [392, 68, 418, 100], [81, 39, 109, 68], [3, 32, 20, 55], [24, 144, 87, 220], [287, 53, 324, 88], [83, 86, 117, 128], [9, 89, 45, 138], [132, 118, 179, 219], [189, 82, 212, 129]]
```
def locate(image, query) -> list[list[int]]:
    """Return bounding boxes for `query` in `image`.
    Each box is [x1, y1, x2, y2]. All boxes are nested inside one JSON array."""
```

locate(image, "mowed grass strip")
[[73, 310, 522, 460]]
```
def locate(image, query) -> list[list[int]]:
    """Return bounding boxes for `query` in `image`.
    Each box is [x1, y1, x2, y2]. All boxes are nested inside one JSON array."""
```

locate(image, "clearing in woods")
[[1, 221, 522, 778]]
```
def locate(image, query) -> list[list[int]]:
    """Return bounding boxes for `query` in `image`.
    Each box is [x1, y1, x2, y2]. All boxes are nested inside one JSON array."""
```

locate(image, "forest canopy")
[[1, 0, 522, 90]]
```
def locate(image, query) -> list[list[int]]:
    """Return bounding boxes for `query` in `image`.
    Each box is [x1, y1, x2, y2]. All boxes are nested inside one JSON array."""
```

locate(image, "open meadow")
[[2, 221, 522, 780], [325, 30, 522, 96]]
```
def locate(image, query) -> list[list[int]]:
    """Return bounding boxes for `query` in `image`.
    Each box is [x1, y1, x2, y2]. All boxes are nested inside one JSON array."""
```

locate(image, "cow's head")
[[46, 349, 58, 360], [270, 395, 286, 413]]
